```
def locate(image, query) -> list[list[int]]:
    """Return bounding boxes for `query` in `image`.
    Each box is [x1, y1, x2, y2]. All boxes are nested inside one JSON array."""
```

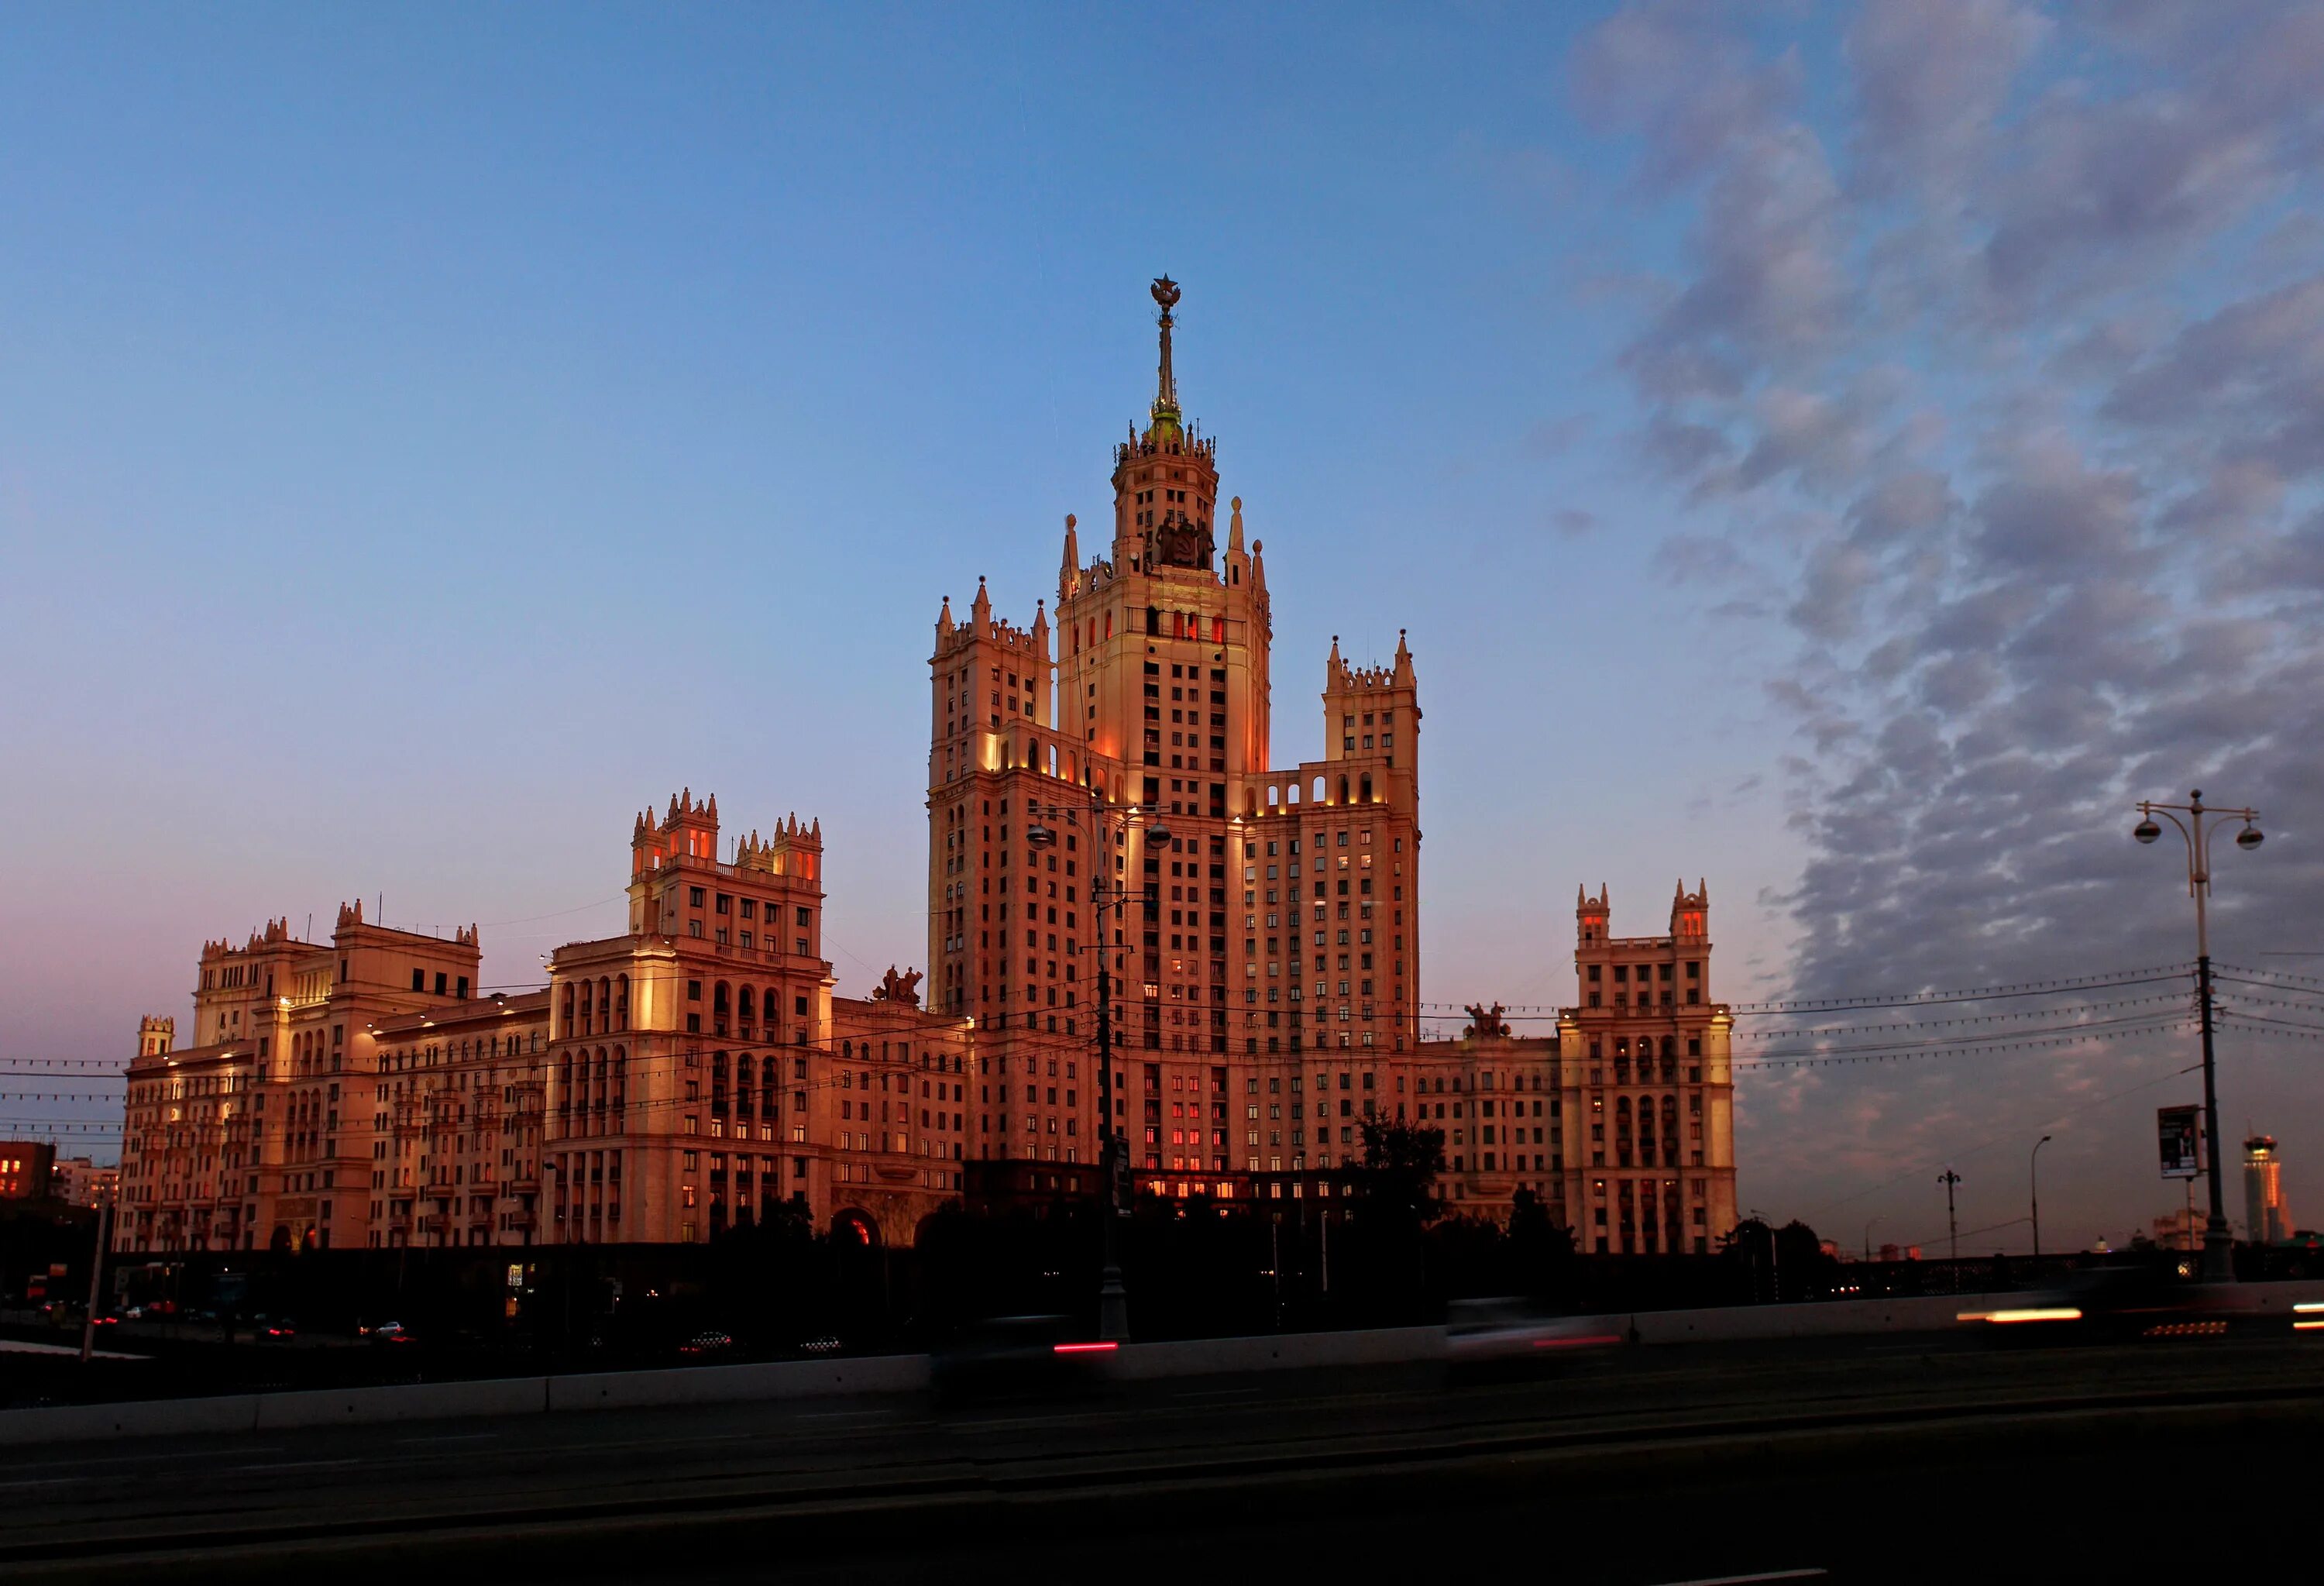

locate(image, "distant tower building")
[[2244, 1134, 2291, 1246]]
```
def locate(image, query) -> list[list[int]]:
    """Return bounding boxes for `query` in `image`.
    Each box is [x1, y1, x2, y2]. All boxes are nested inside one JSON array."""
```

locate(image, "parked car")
[[359, 1319, 414, 1343], [679, 1330, 736, 1357], [255, 1316, 298, 1342]]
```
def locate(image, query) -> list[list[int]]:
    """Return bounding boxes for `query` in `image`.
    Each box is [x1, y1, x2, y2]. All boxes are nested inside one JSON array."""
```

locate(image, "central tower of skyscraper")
[[928, 279, 1422, 1183]]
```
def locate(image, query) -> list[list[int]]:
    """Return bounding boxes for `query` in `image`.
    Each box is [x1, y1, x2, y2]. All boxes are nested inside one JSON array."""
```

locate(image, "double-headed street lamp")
[[1026, 791, 1170, 1342], [2133, 789, 2264, 1283]]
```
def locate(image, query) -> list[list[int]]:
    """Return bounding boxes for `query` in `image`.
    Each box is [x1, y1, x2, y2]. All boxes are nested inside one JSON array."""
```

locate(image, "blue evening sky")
[[12, 3, 2314, 1248]]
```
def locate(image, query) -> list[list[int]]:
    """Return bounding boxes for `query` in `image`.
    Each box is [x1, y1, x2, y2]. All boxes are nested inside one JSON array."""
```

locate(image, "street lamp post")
[[2134, 789, 2265, 1283], [2030, 1135, 2051, 1263], [1937, 1169, 1961, 1263], [1863, 1216, 1882, 1263], [1027, 791, 1170, 1341]]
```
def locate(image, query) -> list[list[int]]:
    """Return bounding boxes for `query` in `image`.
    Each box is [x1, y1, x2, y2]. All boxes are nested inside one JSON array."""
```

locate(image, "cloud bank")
[[1574, 0, 2324, 1240]]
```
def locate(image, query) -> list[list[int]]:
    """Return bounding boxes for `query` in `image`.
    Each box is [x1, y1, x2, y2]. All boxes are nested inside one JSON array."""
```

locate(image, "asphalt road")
[[5, 1332, 2322, 1584]]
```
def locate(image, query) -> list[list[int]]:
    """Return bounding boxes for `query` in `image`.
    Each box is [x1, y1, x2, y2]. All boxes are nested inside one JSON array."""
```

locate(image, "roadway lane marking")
[[797, 1409, 892, 1420], [1647, 1572, 1829, 1585], [395, 1433, 500, 1444], [551, 1431, 758, 1455], [1174, 1387, 1263, 1400], [232, 1458, 364, 1472], [0, 1447, 286, 1473], [0, 1478, 75, 1491]]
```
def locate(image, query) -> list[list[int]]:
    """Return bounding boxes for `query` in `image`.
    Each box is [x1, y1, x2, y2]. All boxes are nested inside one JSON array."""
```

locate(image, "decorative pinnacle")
[[1151, 275, 1181, 421]]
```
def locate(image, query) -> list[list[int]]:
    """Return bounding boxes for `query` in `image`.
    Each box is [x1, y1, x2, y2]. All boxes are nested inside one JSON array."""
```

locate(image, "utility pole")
[[1030, 792, 1168, 1342], [78, 1189, 112, 1364], [2135, 790, 2264, 1282], [1938, 1169, 1961, 1263], [2030, 1135, 2051, 1261], [1094, 876, 1126, 1340]]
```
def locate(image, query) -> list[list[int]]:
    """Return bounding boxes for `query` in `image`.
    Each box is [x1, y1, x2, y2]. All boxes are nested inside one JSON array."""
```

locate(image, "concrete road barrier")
[[548, 1354, 927, 1412], [255, 1376, 551, 1430], [0, 1394, 263, 1443]]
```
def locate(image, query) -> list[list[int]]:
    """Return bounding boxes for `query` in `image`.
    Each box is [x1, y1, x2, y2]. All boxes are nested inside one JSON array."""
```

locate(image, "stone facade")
[[119, 800, 971, 1253]]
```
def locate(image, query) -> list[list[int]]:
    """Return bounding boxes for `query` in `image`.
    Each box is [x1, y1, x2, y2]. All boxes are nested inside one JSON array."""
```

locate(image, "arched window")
[[1337, 776, 1350, 805], [1360, 773, 1373, 803], [615, 975, 630, 1031], [737, 986, 756, 1026]]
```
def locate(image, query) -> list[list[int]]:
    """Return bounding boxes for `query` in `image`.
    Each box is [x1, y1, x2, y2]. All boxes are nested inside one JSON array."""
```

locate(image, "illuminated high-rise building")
[[926, 280, 1738, 1243], [928, 278, 1422, 1189]]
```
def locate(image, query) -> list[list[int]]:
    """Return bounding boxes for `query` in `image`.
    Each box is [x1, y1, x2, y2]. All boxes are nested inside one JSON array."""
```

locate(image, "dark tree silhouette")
[[1353, 1116, 1447, 1225], [1508, 1186, 1579, 1299]]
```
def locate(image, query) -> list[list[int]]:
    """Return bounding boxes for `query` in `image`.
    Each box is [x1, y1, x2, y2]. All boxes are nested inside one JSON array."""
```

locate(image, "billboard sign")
[[2158, 1106, 2202, 1179]]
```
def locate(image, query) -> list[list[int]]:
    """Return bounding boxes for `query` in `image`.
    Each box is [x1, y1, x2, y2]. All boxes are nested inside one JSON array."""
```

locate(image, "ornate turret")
[[1322, 631, 1421, 809], [1578, 883, 1611, 946], [1672, 879, 1709, 941], [633, 788, 720, 875], [736, 812, 823, 880], [1112, 277, 1219, 574], [136, 1015, 174, 1059]]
